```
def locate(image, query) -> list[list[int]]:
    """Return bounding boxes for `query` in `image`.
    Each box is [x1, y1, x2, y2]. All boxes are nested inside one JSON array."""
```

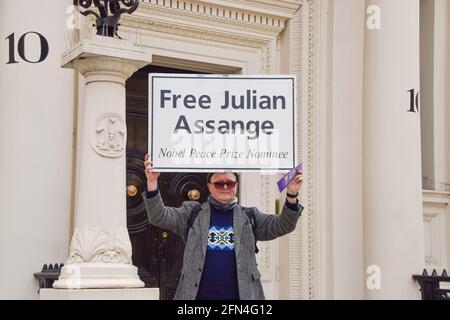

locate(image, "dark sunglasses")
[[211, 180, 237, 189]]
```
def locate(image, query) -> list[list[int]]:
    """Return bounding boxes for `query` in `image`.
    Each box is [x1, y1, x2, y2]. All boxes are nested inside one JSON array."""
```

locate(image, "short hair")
[[207, 172, 239, 183]]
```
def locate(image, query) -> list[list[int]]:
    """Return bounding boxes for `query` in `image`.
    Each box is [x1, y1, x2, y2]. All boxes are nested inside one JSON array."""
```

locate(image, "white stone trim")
[[422, 190, 450, 270], [305, 0, 318, 300], [423, 212, 443, 266], [196, 0, 302, 17], [287, 2, 304, 300], [91, 113, 127, 158], [142, 0, 300, 24], [286, 0, 318, 300], [40, 288, 159, 300], [423, 190, 450, 206], [67, 227, 132, 264]]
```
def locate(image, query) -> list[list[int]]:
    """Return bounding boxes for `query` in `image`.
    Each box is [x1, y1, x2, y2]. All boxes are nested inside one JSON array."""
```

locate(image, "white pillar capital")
[[62, 36, 151, 84], [72, 56, 144, 85]]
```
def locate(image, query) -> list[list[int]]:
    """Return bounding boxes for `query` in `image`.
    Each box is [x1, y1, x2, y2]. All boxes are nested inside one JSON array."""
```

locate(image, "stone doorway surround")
[[73, 0, 319, 300]]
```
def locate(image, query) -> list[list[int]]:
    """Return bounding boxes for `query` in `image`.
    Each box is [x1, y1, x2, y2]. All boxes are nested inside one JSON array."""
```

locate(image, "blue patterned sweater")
[[196, 205, 239, 300]]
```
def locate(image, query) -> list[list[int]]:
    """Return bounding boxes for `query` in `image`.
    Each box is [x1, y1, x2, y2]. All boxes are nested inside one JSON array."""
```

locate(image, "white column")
[[0, 0, 75, 299], [363, 0, 424, 299], [53, 36, 151, 289], [330, 0, 365, 300]]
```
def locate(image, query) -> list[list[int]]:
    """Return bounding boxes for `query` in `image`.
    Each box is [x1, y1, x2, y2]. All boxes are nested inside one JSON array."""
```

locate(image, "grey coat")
[[142, 192, 303, 300]]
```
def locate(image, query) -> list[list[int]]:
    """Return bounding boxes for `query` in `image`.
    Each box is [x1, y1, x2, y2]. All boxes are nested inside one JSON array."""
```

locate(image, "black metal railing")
[[413, 269, 450, 300], [33, 263, 64, 292]]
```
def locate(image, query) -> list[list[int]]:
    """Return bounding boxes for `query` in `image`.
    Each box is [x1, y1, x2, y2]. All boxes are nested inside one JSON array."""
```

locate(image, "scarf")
[[208, 195, 238, 211]]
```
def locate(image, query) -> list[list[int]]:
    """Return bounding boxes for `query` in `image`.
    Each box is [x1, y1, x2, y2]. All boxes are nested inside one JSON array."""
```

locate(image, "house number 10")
[[5, 32, 49, 64]]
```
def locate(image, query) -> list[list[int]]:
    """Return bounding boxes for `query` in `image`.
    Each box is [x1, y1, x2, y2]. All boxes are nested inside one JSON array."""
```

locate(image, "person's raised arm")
[[286, 171, 303, 205], [253, 172, 304, 241], [142, 154, 198, 241], [144, 153, 160, 192]]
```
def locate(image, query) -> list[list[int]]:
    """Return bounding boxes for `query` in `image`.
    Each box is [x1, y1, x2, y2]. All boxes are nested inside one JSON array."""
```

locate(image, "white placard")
[[149, 74, 297, 172]]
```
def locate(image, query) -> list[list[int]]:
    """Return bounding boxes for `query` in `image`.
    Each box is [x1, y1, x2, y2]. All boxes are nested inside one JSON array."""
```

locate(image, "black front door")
[[125, 65, 209, 300]]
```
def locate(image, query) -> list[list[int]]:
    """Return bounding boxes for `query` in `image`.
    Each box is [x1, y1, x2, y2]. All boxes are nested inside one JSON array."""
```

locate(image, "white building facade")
[[0, 0, 449, 300]]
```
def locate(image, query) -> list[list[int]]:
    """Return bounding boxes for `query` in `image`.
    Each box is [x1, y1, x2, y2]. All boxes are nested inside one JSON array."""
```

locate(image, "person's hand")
[[286, 172, 303, 197], [144, 154, 160, 191]]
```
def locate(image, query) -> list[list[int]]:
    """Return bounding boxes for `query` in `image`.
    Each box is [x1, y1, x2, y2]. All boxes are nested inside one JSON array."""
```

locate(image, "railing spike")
[[422, 269, 428, 276], [442, 269, 448, 277], [432, 269, 438, 276]]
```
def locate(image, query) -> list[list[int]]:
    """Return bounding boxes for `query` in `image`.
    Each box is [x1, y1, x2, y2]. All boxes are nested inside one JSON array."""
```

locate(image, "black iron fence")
[[413, 269, 450, 300], [34, 263, 64, 292]]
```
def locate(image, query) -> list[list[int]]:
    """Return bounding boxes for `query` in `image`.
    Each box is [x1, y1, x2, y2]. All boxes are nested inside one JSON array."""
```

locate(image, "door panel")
[[126, 65, 208, 300]]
